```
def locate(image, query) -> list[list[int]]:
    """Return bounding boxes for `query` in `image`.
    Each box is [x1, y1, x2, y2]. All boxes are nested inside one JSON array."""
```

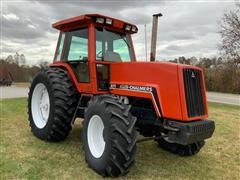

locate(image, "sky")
[[1, 0, 239, 65]]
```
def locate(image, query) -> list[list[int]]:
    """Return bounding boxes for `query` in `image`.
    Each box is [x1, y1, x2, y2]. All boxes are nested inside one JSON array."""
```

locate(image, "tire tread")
[[28, 67, 78, 142], [157, 139, 205, 156], [84, 95, 137, 177]]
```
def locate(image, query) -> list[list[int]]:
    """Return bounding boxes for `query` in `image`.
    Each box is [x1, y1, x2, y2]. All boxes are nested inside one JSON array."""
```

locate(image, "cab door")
[[92, 26, 135, 93], [60, 27, 92, 92], [63, 28, 90, 82]]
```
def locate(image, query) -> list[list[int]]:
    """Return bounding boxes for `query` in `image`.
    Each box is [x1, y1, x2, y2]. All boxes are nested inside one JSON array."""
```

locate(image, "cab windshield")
[[95, 27, 134, 62]]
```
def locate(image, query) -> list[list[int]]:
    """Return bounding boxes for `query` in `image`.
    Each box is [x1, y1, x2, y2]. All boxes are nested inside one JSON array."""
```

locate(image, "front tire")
[[83, 95, 137, 177], [157, 138, 205, 156], [28, 68, 78, 141]]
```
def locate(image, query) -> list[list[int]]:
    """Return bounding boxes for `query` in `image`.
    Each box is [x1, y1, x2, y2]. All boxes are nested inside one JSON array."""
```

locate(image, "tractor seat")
[[103, 51, 122, 62]]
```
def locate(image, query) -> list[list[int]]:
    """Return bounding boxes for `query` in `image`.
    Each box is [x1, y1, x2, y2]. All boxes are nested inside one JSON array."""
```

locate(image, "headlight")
[[131, 26, 137, 32], [125, 25, 131, 31], [105, 18, 112, 25], [96, 17, 104, 24]]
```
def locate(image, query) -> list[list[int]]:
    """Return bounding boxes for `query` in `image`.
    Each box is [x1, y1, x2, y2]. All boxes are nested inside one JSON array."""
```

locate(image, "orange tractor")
[[28, 14, 215, 177]]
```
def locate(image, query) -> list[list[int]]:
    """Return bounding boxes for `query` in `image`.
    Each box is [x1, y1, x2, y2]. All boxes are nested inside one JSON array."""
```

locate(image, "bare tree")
[[14, 52, 20, 65], [219, 6, 240, 64], [6, 55, 14, 64], [19, 54, 26, 66], [38, 60, 49, 69]]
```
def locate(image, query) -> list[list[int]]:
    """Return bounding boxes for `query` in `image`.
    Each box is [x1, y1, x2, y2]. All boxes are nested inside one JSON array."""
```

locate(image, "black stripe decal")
[[152, 88, 163, 116], [110, 84, 162, 116]]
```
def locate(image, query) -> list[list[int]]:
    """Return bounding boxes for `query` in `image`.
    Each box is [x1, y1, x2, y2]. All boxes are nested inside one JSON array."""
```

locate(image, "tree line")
[[0, 52, 48, 82], [1, 53, 239, 94], [170, 56, 240, 94]]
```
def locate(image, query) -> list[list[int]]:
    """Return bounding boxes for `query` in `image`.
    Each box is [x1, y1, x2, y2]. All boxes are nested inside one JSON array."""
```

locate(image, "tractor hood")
[[109, 61, 207, 121]]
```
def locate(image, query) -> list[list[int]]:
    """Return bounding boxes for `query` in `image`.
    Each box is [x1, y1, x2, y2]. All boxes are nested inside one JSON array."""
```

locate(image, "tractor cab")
[[52, 14, 137, 93]]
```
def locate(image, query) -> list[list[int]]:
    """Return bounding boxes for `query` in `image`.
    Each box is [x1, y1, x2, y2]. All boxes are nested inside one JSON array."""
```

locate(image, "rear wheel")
[[157, 138, 205, 156], [28, 68, 78, 141], [83, 95, 137, 177]]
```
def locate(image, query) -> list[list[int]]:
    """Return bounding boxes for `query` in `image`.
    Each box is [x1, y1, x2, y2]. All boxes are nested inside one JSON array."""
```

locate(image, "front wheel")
[[83, 95, 137, 177], [157, 138, 205, 156]]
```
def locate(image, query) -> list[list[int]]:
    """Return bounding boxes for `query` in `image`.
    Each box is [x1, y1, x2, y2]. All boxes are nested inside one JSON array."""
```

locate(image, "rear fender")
[[49, 63, 81, 92]]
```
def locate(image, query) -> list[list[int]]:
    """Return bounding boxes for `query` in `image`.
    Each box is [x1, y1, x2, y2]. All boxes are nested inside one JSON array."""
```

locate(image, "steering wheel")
[[97, 50, 103, 60]]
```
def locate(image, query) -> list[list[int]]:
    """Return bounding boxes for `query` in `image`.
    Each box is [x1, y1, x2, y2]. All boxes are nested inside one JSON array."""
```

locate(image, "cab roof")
[[52, 14, 138, 33]]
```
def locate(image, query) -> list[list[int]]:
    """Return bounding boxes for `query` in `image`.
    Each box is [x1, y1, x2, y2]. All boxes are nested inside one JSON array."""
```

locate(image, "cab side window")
[[64, 28, 90, 83], [64, 29, 88, 61], [113, 38, 131, 61], [55, 32, 65, 61]]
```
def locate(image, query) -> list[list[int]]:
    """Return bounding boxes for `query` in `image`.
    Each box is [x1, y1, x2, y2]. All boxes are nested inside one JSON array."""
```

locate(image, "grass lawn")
[[0, 98, 239, 179]]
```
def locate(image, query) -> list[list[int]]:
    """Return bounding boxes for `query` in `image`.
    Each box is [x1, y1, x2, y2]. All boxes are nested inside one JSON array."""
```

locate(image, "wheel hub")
[[31, 83, 50, 129], [87, 115, 105, 158], [39, 89, 49, 120]]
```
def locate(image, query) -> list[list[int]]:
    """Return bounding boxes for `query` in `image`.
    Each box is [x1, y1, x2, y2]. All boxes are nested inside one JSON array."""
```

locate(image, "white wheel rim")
[[87, 115, 105, 158], [31, 83, 50, 129]]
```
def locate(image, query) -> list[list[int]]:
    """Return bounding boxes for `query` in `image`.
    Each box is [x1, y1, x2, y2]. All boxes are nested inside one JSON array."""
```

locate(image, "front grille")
[[183, 69, 205, 117]]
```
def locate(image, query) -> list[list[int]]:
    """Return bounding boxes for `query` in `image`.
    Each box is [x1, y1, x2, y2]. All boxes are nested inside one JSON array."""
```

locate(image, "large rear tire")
[[157, 138, 205, 156], [83, 95, 137, 177], [28, 68, 78, 141]]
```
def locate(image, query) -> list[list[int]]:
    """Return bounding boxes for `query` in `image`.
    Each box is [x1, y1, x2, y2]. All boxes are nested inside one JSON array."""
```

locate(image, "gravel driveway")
[[0, 86, 29, 99]]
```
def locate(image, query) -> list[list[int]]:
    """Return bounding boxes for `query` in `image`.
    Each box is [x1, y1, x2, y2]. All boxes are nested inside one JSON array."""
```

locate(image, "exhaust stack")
[[150, 13, 162, 62]]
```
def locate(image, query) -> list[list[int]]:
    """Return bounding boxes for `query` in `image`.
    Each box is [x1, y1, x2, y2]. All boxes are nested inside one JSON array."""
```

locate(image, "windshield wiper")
[[119, 34, 130, 48]]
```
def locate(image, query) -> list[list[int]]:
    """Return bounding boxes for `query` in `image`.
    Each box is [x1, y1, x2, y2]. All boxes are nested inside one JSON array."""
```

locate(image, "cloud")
[[2, 13, 20, 21], [165, 45, 182, 51]]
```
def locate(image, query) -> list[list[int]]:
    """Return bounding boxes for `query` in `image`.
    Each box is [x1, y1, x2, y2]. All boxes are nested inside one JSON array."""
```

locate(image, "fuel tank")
[[109, 61, 208, 121]]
